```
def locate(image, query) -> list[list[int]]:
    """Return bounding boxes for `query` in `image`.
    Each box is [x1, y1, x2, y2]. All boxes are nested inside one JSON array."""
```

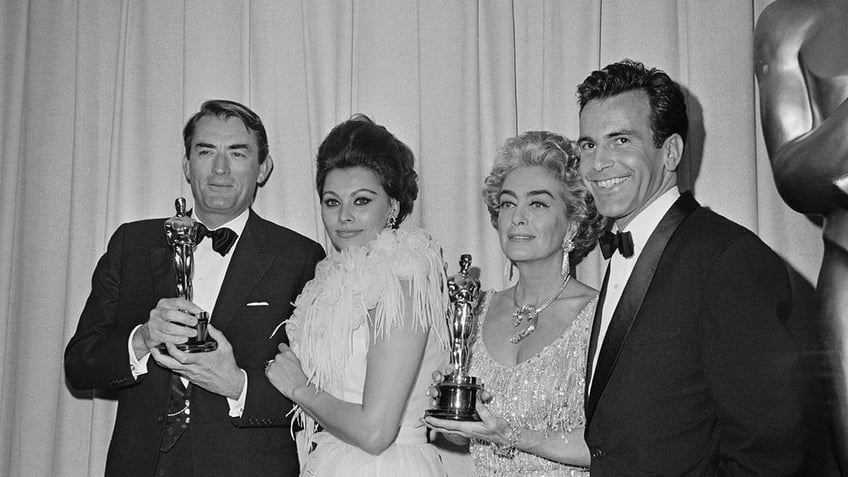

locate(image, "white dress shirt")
[[128, 209, 250, 416], [588, 187, 680, 391]]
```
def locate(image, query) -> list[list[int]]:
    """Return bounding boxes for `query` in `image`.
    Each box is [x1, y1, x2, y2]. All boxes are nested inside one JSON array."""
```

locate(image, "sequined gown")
[[469, 291, 595, 476]]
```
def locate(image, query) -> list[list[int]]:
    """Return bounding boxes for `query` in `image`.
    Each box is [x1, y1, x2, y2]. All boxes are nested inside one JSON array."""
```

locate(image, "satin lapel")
[[211, 211, 274, 332], [150, 246, 176, 301], [585, 264, 610, 406], [585, 193, 699, 422]]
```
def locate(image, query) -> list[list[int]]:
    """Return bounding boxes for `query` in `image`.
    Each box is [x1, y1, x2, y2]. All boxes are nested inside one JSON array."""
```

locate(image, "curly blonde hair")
[[482, 131, 608, 265]]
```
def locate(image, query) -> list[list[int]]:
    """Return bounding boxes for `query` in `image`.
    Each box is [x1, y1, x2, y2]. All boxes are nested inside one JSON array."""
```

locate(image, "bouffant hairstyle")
[[183, 99, 270, 163], [482, 131, 608, 265], [577, 58, 688, 149], [315, 114, 418, 228]]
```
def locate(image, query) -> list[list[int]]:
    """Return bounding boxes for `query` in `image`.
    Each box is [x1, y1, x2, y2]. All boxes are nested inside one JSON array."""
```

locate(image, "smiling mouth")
[[508, 234, 535, 241], [594, 176, 629, 189], [336, 230, 361, 238]]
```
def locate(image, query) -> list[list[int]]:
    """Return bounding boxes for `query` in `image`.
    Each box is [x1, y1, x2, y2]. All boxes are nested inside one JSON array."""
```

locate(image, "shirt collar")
[[616, 187, 680, 257], [198, 208, 249, 237]]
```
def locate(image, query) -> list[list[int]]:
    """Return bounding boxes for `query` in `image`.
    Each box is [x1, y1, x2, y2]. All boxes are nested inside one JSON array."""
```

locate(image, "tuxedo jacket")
[[65, 210, 325, 476], [585, 193, 807, 476]]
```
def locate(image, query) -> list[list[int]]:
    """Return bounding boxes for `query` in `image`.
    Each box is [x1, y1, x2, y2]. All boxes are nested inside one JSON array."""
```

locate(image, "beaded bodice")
[[469, 291, 595, 476]]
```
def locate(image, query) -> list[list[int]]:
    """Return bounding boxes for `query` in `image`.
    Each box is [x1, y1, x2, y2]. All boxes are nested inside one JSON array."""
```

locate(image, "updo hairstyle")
[[315, 114, 418, 228]]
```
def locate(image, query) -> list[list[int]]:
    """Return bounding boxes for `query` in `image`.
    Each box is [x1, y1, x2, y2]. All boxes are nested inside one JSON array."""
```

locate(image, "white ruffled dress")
[[286, 226, 450, 476]]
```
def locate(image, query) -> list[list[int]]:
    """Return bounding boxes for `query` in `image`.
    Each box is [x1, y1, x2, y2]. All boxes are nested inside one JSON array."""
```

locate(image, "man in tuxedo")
[[65, 99, 325, 476], [577, 60, 806, 475]]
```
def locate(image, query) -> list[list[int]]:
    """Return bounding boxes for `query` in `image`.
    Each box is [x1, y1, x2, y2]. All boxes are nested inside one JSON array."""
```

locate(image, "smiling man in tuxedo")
[[577, 60, 807, 475], [65, 99, 325, 476]]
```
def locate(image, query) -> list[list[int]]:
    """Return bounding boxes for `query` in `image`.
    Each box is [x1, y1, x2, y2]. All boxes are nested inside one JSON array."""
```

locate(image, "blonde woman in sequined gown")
[[266, 115, 449, 476], [426, 131, 607, 476]]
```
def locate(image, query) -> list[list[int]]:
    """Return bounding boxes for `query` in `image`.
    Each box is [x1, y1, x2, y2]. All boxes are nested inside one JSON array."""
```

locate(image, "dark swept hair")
[[577, 59, 688, 149], [315, 114, 418, 228], [183, 99, 270, 163], [482, 131, 608, 265]]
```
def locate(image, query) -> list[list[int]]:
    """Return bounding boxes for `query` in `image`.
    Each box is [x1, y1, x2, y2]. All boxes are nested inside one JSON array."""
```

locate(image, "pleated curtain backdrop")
[[0, 0, 821, 475]]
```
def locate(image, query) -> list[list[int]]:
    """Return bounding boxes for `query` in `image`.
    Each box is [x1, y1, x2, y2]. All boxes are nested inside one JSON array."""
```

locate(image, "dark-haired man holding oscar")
[[65, 100, 325, 476]]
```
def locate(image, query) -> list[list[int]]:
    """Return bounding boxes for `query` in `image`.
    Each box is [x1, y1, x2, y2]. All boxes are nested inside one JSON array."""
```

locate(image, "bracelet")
[[492, 421, 521, 459]]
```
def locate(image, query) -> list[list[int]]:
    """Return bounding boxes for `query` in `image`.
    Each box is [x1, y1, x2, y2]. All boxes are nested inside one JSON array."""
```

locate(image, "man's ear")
[[257, 156, 274, 186], [662, 134, 684, 171], [182, 156, 191, 182]]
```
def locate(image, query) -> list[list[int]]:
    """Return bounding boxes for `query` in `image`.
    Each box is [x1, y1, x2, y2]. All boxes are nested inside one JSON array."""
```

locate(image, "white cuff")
[[128, 324, 151, 378], [227, 369, 248, 417]]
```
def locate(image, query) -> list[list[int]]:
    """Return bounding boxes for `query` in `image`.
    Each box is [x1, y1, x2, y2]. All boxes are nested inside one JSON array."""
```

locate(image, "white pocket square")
[[247, 301, 269, 307]]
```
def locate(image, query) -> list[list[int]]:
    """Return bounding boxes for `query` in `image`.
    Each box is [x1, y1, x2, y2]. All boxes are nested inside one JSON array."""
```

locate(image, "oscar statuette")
[[163, 197, 217, 352], [426, 254, 483, 421]]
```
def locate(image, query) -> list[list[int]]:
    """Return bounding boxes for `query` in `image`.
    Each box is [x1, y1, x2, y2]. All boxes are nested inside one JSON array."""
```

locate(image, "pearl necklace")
[[510, 274, 571, 344]]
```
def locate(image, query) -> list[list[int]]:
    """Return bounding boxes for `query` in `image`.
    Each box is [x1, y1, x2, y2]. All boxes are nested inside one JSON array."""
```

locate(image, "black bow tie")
[[196, 224, 238, 256], [599, 230, 634, 259]]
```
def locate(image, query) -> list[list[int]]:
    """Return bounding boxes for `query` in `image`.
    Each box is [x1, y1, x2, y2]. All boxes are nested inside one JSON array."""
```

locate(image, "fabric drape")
[[0, 1, 819, 475]]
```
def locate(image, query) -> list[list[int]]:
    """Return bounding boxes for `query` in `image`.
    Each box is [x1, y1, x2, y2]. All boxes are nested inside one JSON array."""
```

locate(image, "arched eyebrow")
[[607, 129, 637, 140], [498, 189, 518, 200], [350, 188, 380, 195], [194, 142, 252, 152], [578, 129, 638, 145], [321, 188, 380, 198], [526, 189, 555, 199], [498, 189, 555, 200]]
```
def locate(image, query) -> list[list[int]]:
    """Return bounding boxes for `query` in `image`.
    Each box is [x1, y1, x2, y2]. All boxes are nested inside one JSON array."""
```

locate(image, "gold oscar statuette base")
[[158, 311, 218, 354], [425, 375, 482, 421]]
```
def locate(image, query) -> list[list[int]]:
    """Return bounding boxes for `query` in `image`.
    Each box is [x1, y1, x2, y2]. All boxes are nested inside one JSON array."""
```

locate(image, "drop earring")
[[561, 236, 574, 278]]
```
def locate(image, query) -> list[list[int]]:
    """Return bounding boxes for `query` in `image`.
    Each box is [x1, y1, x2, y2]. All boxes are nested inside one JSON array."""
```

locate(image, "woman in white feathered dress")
[[265, 114, 449, 476]]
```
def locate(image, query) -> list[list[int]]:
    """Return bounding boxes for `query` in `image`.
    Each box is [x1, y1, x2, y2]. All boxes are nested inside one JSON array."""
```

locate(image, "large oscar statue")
[[164, 197, 217, 353], [426, 254, 482, 421], [756, 0, 848, 470]]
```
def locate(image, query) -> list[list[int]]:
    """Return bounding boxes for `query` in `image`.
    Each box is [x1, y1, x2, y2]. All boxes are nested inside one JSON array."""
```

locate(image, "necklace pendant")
[[509, 274, 571, 344], [512, 305, 538, 327], [510, 322, 536, 344]]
